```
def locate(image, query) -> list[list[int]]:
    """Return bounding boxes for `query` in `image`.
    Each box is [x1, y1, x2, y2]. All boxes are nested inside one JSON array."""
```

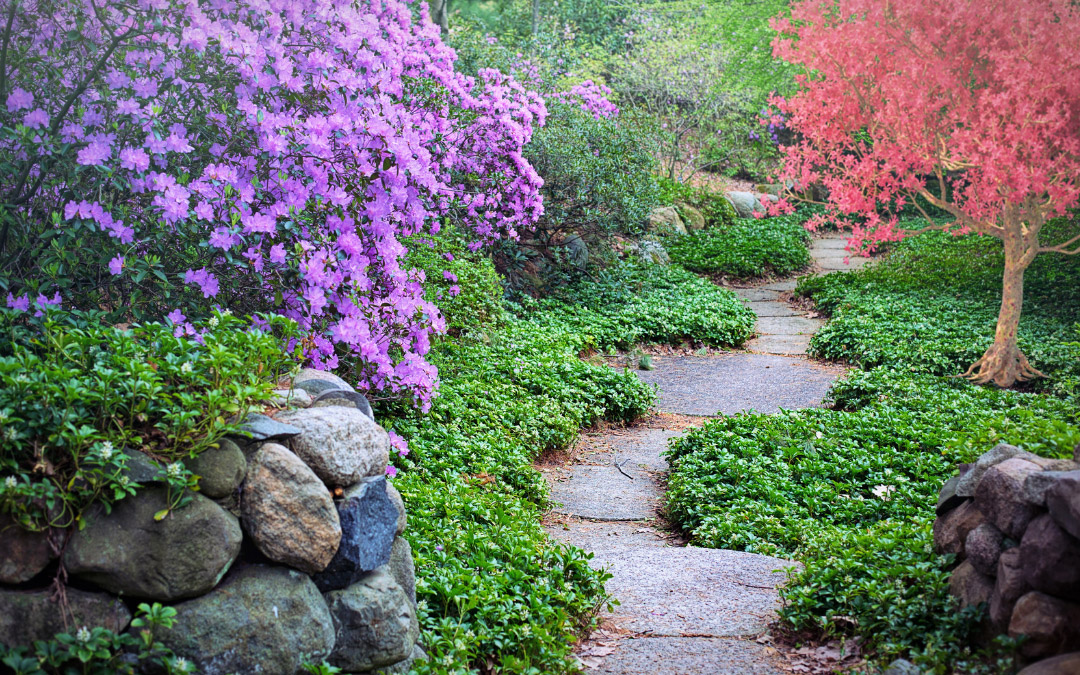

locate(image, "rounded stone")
[[158, 565, 335, 675], [932, 499, 985, 556], [949, 559, 994, 609], [63, 486, 242, 601], [1020, 514, 1080, 601], [324, 568, 419, 672], [312, 389, 374, 421], [0, 513, 57, 584], [966, 523, 1004, 576], [277, 406, 390, 487], [242, 443, 342, 574], [188, 438, 247, 499], [313, 477, 398, 592], [1046, 470, 1080, 540], [293, 368, 354, 395], [388, 537, 416, 607], [1018, 652, 1080, 675], [1009, 591, 1080, 659], [0, 587, 131, 648], [385, 479, 407, 536], [975, 457, 1043, 538]]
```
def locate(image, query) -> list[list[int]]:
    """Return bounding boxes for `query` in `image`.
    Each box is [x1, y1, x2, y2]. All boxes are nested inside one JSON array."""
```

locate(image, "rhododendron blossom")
[[771, 0, 1080, 387], [0, 0, 546, 407]]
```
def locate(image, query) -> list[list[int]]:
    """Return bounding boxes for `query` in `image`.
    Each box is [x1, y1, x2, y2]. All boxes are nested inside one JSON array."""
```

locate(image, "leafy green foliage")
[[656, 177, 738, 228], [800, 228, 1080, 383], [516, 262, 756, 350], [666, 214, 812, 279], [0, 310, 298, 530], [0, 603, 190, 675]]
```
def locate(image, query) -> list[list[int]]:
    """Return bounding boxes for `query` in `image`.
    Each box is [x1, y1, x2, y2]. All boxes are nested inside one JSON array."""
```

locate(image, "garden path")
[[542, 234, 867, 674]]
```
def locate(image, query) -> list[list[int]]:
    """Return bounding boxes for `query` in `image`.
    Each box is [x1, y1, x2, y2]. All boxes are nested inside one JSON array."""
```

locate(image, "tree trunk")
[[431, 0, 449, 32], [962, 220, 1043, 387], [531, 0, 540, 36]]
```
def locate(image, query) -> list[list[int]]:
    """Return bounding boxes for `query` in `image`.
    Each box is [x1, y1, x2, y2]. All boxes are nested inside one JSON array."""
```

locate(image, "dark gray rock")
[[122, 451, 163, 484], [1046, 470, 1080, 540], [1025, 471, 1076, 508], [242, 443, 342, 575], [294, 368, 354, 392], [563, 233, 590, 269], [974, 457, 1043, 538], [936, 475, 966, 515], [374, 644, 427, 674], [387, 537, 416, 607], [725, 191, 764, 218], [187, 438, 246, 499], [237, 413, 302, 443], [293, 378, 347, 398], [0, 514, 56, 584], [269, 388, 313, 408], [1020, 514, 1080, 601], [966, 523, 1004, 576], [312, 389, 374, 421], [990, 548, 1030, 631], [1009, 591, 1080, 659], [64, 486, 241, 601], [313, 478, 398, 592], [933, 500, 985, 556], [956, 444, 1027, 497], [0, 588, 131, 647], [278, 406, 390, 487], [324, 569, 419, 672], [949, 560, 994, 608], [158, 565, 335, 675], [385, 480, 407, 536], [1018, 651, 1080, 675]]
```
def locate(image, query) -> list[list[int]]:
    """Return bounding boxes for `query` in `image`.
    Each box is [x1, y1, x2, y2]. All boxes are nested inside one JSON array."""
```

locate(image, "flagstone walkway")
[[542, 235, 869, 674]]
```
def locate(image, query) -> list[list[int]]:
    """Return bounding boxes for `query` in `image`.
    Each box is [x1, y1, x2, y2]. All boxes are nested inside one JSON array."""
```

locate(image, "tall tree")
[[772, 0, 1080, 387]]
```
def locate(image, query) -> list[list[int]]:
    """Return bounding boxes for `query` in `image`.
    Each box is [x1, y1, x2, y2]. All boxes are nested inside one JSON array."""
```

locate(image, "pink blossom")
[[6, 88, 33, 111], [108, 256, 124, 275]]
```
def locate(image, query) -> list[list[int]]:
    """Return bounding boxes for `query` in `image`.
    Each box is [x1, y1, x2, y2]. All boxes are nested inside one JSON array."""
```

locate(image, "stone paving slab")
[[745, 301, 799, 317], [548, 520, 674, 553], [549, 466, 662, 520], [578, 428, 679, 471], [756, 315, 823, 335], [595, 546, 796, 637], [745, 334, 814, 356], [635, 354, 844, 415], [757, 279, 798, 292], [817, 255, 869, 271], [591, 637, 788, 675], [812, 237, 850, 250], [733, 288, 780, 302]]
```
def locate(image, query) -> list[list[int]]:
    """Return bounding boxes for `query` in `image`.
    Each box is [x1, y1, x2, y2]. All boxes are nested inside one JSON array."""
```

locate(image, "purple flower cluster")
[[547, 80, 620, 120], [1, 0, 548, 407]]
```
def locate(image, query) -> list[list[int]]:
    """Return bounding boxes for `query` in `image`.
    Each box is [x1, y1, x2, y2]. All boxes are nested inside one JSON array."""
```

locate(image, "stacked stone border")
[[0, 368, 422, 674], [933, 443, 1080, 673]]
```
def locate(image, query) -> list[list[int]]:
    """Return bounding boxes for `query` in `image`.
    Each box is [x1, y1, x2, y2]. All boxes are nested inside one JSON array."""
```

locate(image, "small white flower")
[[4, 476, 16, 489], [207, 316, 219, 328], [180, 362, 193, 373], [75, 626, 91, 642], [119, 476, 130, 487], [872, 484, 896, 501], [815, 431, 823, 439], [99, 441, 114, 461], [175, 657, 190, 672], [166, 462, 183, 479]]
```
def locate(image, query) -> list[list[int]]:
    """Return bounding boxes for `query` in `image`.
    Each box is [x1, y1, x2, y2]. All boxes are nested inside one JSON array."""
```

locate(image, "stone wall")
[[933, 443, 1080, 673], [0, 368, 422, 674]]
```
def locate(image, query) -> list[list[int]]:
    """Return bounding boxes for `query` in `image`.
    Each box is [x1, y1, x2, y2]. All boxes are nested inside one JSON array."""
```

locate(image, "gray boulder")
[[122, 451, 164, 484], [1020, 514, 1080, 601], [990, 548, 1031, 630], [1046, 470, 1080, 540], [933, 499, 985, 556], [956, 443, 1028, 497], [1025, 470, 1076, 508], [1009, 591, 1080, 659], [294, 368, 355, 392], [966, 523, 1004, 576], [725, 191, 764, 218], [278, 406, 390, 487], [881, 659, 921, 675], [563, 233, 590, 270], [313, 478, 398, 592], [0, 514, 56, 584], [158, 565, 335, 675], [64, 486, 241, 601], [242, 443, 342, 574], [268, 388, 313, 408], [1018, 652, 1080, 675], [236, 413, 303, 443], [936, 475, 966, 515], [975, 457, 1043, 538], [0, 588, 131, 648], [626, 239, 670, 265], [678, 204, 706, 231], [949, 560, 994, 608], [188, 438, 247, 499], [375, 645, 428, 674], [386, 480, 407, 536], [388, 537, 416, 607], [312, 389, 374, 421], [647, 206, 687, 235], [324, 569, 419, 672]]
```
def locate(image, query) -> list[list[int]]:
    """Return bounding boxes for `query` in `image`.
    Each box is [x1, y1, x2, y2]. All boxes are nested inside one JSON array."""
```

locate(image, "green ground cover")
[[664, 229, 1080, 672], [666, 214, 812, 279], [382, 244, 754, 674]]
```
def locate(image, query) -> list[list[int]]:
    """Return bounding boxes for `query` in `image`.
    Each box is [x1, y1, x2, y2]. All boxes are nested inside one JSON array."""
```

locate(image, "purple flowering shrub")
[[0, 0, 546, 407]]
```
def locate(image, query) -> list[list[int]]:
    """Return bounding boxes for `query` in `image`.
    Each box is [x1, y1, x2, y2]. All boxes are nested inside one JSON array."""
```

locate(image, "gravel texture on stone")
[[573, 428, 678, 471], [759, 279, 799, 291], [635, 354, 844, 415], [549, 465, 662, 521], [745, 334, 814, 355], [756, 315, 824, 335], [745, 301, 800, 317], [547, 520, 675, 553], [595, 546, 795, 637], [278, 406, 390, 486], [591, 637, 787, 675], [816, 255, 869, 271], [733, 288, 780, 302]]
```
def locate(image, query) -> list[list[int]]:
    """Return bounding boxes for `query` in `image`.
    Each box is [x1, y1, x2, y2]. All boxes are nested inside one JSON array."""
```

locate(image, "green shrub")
[[516, 261, 756, 350], [0, 309, 298, 530], [666, 214, 812, 279], [656, 177, 738, 228]]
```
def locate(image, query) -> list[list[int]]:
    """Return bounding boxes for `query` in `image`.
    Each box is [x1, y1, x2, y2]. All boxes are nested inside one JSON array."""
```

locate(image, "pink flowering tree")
[[0, 0, 545, 407], [771, 0, 1080, 387]]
